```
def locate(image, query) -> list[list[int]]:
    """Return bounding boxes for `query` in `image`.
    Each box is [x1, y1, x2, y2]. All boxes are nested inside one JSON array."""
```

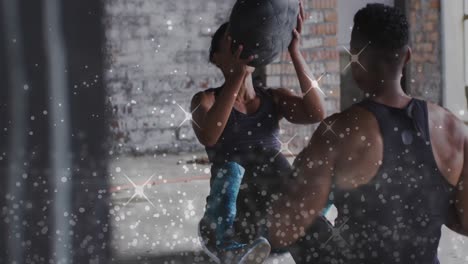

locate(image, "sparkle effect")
[[122, 173, 156, 208], [322, 120, 337, 136], [304, 72, 327, 96], [342, 42, 370, 72], [322, 216, 350, 247], [274, 134, 297, 158], [176, 103, 200, 128]]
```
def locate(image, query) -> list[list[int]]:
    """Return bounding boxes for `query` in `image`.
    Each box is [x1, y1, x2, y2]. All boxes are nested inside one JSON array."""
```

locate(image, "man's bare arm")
[[446, 204, 468, 236], [266, 119, 336, 248], [455, 126, 468, 234]]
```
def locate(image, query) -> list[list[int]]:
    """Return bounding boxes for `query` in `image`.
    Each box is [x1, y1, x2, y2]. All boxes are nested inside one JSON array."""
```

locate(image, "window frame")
[[441, 0, 467, 121]]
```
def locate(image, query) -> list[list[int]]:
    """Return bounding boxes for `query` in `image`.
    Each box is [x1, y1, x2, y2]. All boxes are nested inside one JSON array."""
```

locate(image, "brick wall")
[[404, 0, 443, 104], [104, 0, 236, 154], [266, 0, 340, 152]]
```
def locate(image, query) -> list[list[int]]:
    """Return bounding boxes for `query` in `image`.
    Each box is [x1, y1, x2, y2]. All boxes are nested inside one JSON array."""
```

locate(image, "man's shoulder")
[[313, 104, 381, 156], [427, 102, 467, 142], [319, 104, 375, 131]]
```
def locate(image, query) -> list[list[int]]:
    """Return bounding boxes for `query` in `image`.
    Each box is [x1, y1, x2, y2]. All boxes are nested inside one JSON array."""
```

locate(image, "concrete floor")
[[108, 153, 468, 264]]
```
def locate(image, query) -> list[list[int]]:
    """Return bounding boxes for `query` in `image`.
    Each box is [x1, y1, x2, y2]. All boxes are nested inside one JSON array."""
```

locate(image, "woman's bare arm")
[[191, 35, 254, 146], [191, 75, 244, 146], [277, 0, 326, 124]]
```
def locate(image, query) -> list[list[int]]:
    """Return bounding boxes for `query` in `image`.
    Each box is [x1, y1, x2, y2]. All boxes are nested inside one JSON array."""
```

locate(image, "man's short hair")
[[353, 3, 409, 50]]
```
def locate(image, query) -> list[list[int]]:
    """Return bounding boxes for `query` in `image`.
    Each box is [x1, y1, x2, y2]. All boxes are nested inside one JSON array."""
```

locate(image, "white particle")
[[115, 167, 121, 173], [217, 122, 222, 127], [24, 84, 29, 90], [459, 110, 465, 116], [61, 177, 67, 183], [79, 207, 85, 213], [361, 136, 366, 141], [204, 168, 210, 174]]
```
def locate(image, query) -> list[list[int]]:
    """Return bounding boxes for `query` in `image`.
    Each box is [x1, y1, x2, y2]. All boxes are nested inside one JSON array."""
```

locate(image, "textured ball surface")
[[229, 0, 299, 67]]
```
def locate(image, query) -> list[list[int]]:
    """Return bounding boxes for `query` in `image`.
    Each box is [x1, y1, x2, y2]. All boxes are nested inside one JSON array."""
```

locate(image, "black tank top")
[[330, 99, 456, 264], [205, 86, 281, 166]]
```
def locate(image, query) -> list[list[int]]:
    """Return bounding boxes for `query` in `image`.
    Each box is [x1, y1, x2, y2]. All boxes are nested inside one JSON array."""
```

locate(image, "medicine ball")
[[229, 0, 299, 67]]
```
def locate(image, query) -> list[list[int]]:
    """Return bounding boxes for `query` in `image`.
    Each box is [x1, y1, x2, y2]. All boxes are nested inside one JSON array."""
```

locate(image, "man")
[[266, 4, 468, 263]]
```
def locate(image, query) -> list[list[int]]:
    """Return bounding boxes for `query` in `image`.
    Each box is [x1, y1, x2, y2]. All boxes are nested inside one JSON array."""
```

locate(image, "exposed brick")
[[306, 11, 324, 24], [426, 10, 438, 21], [105, 0, 237, 154], [266, 76, 281, 87], [415, 33, 423, 43], [323, 36, 337, 47], [429, 0, 439, 9], [423, 22, 435, 31], [324, 10, 337, 22], [302, 36, 323, 48], [428, 32, 439, 42], [325, 61, 340, 72], [405, 0, 442, 103]]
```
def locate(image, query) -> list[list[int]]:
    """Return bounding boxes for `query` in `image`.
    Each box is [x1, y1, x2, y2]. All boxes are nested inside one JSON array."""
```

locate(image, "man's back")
[[329, 100, 463, 191], [266, 4, 468, 263], [322, 98, 462, 263]]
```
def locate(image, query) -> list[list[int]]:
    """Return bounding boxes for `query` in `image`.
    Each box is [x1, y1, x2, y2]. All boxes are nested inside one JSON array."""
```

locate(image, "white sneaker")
[[198, 218, 221, 263], [221, 236, 271, 264], [198, 220, 271, 264]]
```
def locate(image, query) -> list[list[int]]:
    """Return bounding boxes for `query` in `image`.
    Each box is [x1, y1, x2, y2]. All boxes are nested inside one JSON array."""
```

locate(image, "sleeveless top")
[[204, 86, 281, 167], [330, 99, 456, 264]]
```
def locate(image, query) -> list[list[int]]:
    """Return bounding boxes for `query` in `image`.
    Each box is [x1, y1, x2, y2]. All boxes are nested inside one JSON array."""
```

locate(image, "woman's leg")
[[234, 152, 293, 246], [199, 162, 272, 264], [203, 162, 246, 249]]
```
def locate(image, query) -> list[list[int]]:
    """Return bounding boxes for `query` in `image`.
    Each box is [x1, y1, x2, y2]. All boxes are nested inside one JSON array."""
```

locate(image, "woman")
[[192, 2, 327, 262]]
